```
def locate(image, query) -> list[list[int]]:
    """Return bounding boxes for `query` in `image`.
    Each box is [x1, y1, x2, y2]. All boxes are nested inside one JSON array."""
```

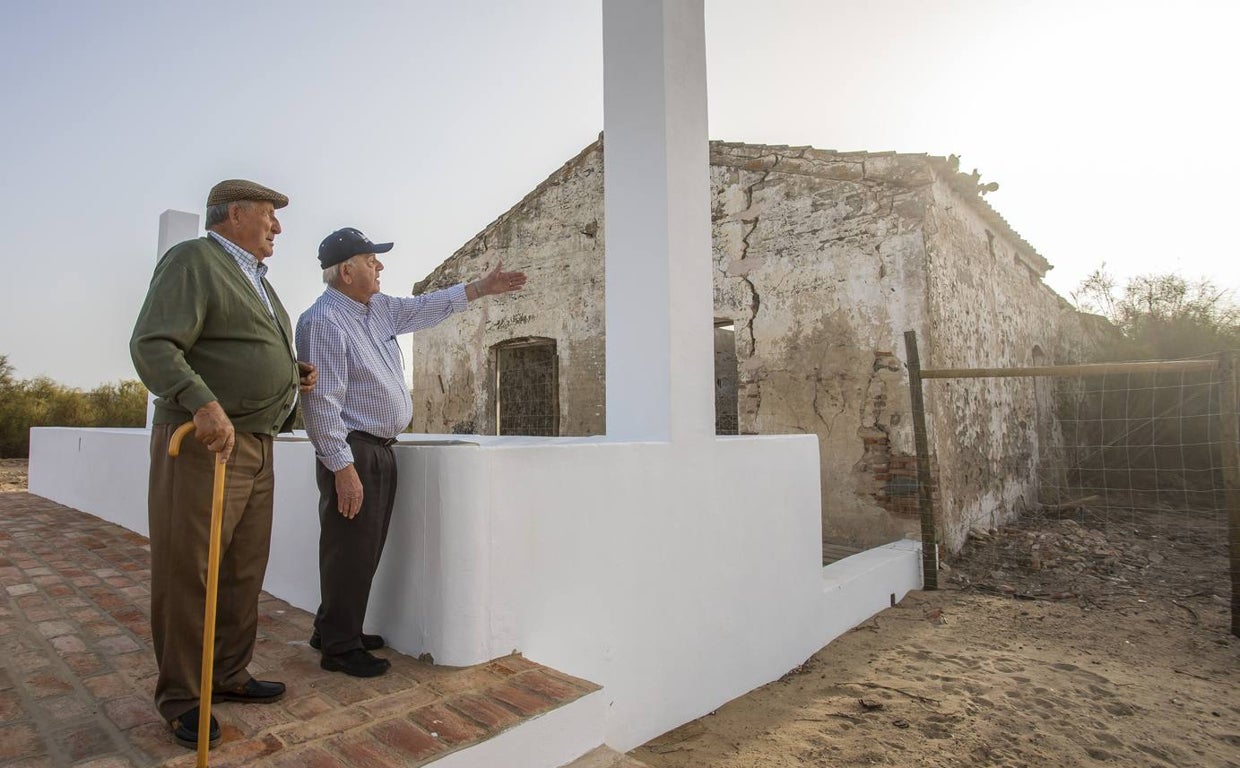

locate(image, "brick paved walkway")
[[0, 492, 598, 767]]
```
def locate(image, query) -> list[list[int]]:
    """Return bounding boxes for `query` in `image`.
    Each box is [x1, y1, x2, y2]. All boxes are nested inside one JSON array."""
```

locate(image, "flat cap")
[[206, 179, 289, 209]]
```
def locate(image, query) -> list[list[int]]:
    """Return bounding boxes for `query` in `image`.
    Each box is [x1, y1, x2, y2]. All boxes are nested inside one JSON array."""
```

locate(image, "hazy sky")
[[2, 0, 1236, 388]]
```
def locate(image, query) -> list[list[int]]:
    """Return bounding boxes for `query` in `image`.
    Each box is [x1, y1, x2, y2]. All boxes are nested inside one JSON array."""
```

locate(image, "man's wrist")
[[322, 448, 354, 472], [194, 401, 223, 416]]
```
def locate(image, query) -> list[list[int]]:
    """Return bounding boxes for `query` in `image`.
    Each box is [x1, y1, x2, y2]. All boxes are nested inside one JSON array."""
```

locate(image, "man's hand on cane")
[[193, 401, 235, 464]]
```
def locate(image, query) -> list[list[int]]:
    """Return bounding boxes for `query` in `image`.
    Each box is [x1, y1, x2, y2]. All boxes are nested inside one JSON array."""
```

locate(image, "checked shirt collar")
[[208, 231, 274, 317]]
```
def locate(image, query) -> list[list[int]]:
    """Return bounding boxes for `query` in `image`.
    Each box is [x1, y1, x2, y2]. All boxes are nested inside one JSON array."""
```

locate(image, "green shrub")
[[0, 354, 148, 458], [1072, 267, 1240, 360]]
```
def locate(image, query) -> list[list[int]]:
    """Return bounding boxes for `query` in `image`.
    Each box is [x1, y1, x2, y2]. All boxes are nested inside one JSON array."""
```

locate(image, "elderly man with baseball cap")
[[296, 227, 526, 677], [131, 179, 318, 748]]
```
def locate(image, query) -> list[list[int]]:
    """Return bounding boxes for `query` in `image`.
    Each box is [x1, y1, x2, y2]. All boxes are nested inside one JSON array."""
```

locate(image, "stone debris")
[[948, 504, 1228, 604]]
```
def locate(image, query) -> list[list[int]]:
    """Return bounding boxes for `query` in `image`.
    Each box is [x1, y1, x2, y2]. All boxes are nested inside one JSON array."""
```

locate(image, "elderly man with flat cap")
[[296, 227, 525, 677], [130, 179, 318, 748]]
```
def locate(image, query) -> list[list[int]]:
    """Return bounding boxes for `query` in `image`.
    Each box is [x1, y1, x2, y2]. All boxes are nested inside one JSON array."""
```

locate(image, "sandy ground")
[[634, 506, 1240, 768], [0, 458, 28, 492]]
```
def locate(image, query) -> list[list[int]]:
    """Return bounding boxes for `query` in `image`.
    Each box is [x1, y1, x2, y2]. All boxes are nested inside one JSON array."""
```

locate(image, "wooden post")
[[919, 360, 1215, 379], [1217, 352, 1240, 638], [904, 330, 938, 590]]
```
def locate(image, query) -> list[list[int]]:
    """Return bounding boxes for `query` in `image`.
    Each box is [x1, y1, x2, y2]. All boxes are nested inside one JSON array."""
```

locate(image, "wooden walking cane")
[[168, 421, 225, 768]]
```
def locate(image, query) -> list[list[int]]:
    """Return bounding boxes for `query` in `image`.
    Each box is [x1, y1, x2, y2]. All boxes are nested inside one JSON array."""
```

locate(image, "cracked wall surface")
[[412, 141, 606, 437], [707, 143, 940, 550], [919, 179, 1087, 551], [409, 138, 1087, 554]]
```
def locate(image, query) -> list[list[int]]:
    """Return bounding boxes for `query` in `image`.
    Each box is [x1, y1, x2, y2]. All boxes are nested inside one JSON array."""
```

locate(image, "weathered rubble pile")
[[947, 510, 1218, 601]]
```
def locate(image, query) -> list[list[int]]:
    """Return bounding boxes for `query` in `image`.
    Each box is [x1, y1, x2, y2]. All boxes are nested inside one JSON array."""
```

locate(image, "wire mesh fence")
[[905, 333, 1239, 639]]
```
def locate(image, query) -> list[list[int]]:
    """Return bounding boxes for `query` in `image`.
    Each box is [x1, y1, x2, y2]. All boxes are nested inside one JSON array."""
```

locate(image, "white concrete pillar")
[[602, 0, 715, 443], [146, 210, 200, 428]]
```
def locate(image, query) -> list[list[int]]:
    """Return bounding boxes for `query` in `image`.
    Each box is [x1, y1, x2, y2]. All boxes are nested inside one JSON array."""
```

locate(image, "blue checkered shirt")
[[207, 231, 274, 316], [296, 284, 469, 471]]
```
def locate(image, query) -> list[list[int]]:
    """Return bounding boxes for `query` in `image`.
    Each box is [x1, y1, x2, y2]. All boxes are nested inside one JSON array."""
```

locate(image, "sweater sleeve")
[[129, 254, 217, 413]]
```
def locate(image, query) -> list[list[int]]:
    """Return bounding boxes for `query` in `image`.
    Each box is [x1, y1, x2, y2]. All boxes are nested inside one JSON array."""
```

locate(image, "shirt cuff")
[[449, 282, 469, 310], [319, 446, 355, 473]]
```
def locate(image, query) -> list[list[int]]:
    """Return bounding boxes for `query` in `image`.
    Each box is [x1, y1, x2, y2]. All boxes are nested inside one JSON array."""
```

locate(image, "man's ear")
[[229, 201, 253, 224]]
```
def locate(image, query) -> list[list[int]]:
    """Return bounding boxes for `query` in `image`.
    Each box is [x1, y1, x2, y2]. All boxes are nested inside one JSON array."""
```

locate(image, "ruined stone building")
[[410, 137, 1099, 556]]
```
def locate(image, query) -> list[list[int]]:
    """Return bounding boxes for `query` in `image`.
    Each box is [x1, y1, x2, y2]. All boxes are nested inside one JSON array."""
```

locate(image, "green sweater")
[[130, 236, 299, 435]]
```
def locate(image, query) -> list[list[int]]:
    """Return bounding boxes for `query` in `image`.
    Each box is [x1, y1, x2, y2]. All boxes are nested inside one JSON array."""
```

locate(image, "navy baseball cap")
[[318, 227, 394, 268]]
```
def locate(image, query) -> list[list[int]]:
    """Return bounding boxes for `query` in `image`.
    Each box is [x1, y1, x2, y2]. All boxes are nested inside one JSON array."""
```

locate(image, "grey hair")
[[204, 200, 254, 228], [323, 254, 366, 285]]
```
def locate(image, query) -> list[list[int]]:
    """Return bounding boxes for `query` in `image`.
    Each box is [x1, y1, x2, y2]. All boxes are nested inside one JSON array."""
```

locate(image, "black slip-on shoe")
[[213, 677, 286, 703], [171, 706, 221, 749], [321, 648, 391, 678], [309, 630, 385, 652]]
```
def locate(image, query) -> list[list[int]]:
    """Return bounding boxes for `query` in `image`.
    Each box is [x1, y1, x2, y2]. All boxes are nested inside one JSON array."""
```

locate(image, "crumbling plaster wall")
[[920, 177, 1071, 552], [706, 144, 935, 549], [408, 139, 1080, 554], [411, 143, 606, 436]]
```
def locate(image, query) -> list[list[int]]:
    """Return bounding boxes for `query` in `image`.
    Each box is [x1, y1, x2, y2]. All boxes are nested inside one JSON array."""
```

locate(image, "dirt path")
[[634, 509, 1240, 768]]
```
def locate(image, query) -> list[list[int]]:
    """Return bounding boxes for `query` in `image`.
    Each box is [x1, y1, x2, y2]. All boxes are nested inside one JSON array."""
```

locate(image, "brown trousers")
[[147, 423, 274, 722]]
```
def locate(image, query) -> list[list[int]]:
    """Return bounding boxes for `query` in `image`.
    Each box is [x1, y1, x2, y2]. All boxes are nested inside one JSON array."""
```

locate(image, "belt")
[[348, 430, 398, 447]]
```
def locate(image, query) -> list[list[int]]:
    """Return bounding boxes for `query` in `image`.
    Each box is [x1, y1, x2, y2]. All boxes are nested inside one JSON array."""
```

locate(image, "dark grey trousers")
[[314, 432, 397, 656]]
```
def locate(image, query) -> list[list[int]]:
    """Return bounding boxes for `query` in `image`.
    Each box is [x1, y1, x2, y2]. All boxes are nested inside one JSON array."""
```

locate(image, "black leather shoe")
[[321, 648, 391, 678], [171, 706, 221, 749], [309, 630, 385, 651], [213, 677, 286, 703]]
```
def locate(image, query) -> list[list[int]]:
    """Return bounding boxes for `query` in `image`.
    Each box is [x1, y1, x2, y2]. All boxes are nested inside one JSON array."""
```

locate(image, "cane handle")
[[168, 421, 196, 457]]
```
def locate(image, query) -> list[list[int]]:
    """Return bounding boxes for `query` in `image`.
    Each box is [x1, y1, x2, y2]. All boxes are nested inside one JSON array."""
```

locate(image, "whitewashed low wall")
[[29, 428, 154, 535], [28, 427, 920, 752]]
